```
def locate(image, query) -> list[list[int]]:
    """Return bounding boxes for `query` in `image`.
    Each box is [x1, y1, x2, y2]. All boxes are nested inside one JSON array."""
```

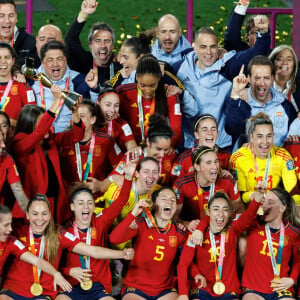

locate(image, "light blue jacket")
[[151, 35, 192, 66]]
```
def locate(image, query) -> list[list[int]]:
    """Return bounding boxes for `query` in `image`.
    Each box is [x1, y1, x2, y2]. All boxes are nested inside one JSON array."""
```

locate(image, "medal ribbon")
[[73, 222, 91, 270], [209, 229, 225, 282], [107, 120, 113, 136], [265, 222, 285, 278], [137, 89, 145, 142], [143, 208, 172, 233], [75, 142, 83, 182], [0, 77, 13, 111], [82, 134, 96, 183], [29, 226, 45, 284], [253, 151, 271, 186]]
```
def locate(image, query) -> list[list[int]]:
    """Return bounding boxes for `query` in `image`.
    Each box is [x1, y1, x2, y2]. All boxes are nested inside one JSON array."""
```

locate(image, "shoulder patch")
[[64, 232, 77, 241], [286, 159, 295, 171], [14, 239, 25, 250]]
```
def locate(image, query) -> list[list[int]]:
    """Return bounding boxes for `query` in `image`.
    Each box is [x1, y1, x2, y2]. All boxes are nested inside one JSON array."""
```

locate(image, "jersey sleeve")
[[118, 120, 136, 145], [4, 155, 21, 185], [58, 226, 81, 251], [280, 149, 298, 193], [167, 94, 182, 148], [8, 235, 27, 258]]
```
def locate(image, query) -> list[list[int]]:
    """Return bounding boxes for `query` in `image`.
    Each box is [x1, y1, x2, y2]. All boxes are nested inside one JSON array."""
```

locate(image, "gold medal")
[[30, 282, 43, 296], [80, 278, 93, 290], [212, 281, 226, 295]]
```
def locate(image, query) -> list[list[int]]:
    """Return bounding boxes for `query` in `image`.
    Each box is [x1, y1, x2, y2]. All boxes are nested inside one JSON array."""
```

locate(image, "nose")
[[165, 31, 171, 39], [8, 224, 12, 233], [120, 56, 125, 65]]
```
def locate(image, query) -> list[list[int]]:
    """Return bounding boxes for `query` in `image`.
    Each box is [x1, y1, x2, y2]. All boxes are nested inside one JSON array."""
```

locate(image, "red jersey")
[[0, 152, 20, 205], [110, 213, 187, 296], [99, 117, 136, 154], [178, 201, 260, 296], [59, 130, 122, 188], [111, 149, 176, 186], [3, 222, 80, 298], [0, 81, 36, 123], [284, 140, 300, 181], [242, 219, 300, 293], [0, 235, 26, 271], [171, 147, 231, 181], [61, 178, 132, 292], [173, 173, 240, 221], [116, 83, 182, 147]]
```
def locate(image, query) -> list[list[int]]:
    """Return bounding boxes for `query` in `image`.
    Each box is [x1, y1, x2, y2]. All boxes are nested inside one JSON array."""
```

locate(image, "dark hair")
[[0, 204, 11, 221], [147, 113, 173, 144], [88, 22, 115, 43], [136, 54, 168, 117], [208, 191, 233, 229], [68, 182, 94, 203], [27, 194, 60, 262], [270, 188, 300, 228], [194, 113, 218, 132], [80, 99, 104, 131], [14, 105, 45, 136], [247, 112, 273, 137], [151, 186, 175, 204], [136, 156, 159, 173], [192, 145, 215, 165], [40, 40, 67, 62], [0, 0, 16, 9], [194, 27, 218, 42], [122, 32, 153, 57], [0, 110, 11, 150], [98, 83, 118, 102], [247, 55, 275, 76], [0, 41, 18, 73], [0, 111, 10, 128]]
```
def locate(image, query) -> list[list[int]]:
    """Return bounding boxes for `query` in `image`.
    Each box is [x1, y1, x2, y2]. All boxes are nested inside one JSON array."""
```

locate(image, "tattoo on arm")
[[10, 182, 29, 213]]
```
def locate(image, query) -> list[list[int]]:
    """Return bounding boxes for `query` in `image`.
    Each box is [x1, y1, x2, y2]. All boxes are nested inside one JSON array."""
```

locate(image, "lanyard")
[[39, 76, 70, 114], [137, 89, 145, 142], [253, 151, 271, 186], [0, 77, 13, 110], [73, 222, 91, 269], [29, 226, 45, 283], [132, 180, 139, 204], [107, 120, 113, 136], [265, 222, 285, 278], [75, 134, 96, 183], [209, 229, 226, 282]]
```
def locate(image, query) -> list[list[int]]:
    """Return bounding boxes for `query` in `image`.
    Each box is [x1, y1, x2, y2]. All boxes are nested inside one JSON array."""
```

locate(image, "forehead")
[[198, 118, 217, 128], [29, 201, 49, 212], [38, 26, 61, 39], [277, 48, 293, 58], [211, 198, 230, 208], [0, 48, 12, 56], [92, 30, 112, 41], [0, 3, 16, 13], [137, 73, 159, 85], [78, 105, 91, 114], [250, 65, 272, 77], [73, 191, 94, 202], [158, 17, 179, 31], [157, 189, 175, 198], [265, 191, 280, 203], [101, 93, 120, 103], [120, 45, 134, 55], [0, 212, 12, 225], [0, 114, 8, 123], [43, 49, 65, 59], [140, 160, 159, 171], [151, 137, 171, 148], [252, 124, 273, 134], [196, 33, 217, 45], [201, 151, 217, 161]]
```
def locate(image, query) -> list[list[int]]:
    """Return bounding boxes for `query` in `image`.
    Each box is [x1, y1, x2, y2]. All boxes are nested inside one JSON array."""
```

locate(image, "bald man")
[[151, 14, 192, 66]]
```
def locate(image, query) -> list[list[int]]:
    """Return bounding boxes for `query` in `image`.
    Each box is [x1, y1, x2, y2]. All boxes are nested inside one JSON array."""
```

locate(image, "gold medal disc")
[[212, 281, 226, 295], [30, 282, 43, 296], [80, 278, 93, 290]]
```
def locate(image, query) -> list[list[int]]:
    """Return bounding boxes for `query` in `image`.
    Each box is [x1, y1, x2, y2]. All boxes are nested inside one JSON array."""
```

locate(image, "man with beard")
[[65, 0, 121, 88], [225, 55, 297, 148], [151, 14, 193, 67]]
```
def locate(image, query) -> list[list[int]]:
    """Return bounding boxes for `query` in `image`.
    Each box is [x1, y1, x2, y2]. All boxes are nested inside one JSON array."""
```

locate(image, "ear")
[[70, 203, 75, 212], [146, 137, 150, 148], [194, 163, 201, 172], [194, 130, 200, 140], [90, 116, 96, 126], [155, 27, 159, 37], [135, 170, 139, 179], [26, 211, 29, 220], [179, 27, 182, 37]]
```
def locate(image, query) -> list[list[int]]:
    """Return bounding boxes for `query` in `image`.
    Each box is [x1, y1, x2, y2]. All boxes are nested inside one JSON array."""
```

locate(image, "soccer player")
[[116, 54, 182, 148], [173, 146, 241, 232], [0, 42, 35, 128], [177, 186, 264, 300], [229, 112, 298, 206], [58, 99, 122, 196], [241, 188, 300, 299], [1, 195, 134, 299], [110, 187, 187, 300], [171, 114, 231, 182], [56, 159, 136, 299], [11, 85, 83, 223]]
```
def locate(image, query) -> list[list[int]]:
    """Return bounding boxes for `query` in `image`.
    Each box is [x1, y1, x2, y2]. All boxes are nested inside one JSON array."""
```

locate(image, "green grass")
[[16, 0, 293, 50]]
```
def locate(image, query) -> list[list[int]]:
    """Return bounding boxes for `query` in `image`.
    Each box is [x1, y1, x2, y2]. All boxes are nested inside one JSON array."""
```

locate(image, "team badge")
[[11, 85, 18, 95], [20, 236, 27, 242], [273, 115, 284, 128], [169, 236, 177, 247], [91, 227, 97, 240], [94, 145, 101, 156], [286, 159, 295, 170], [163, 160, 171, 172], [0, 249, 4, 257]]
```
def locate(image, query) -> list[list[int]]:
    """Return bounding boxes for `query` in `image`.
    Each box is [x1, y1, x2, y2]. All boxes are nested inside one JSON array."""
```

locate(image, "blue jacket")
[[173, 31, 271, 148], [225, 87, 297, 148], [151, 35, 193, 66], [32, 66, 97, 133]]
